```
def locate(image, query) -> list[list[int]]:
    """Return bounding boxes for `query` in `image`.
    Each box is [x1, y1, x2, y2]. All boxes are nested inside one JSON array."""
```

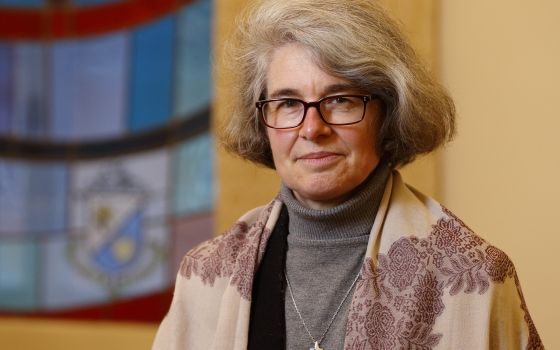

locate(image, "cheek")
[[346, 123, 379, 159], [366, 128, 380, 158], [355, 139, 378, 163], [369, 104, 382, 155], [358, 115, 381, 158], [267, 129, 295, 161], [342, 129, 380, 174], [266, 130, 281, 159]]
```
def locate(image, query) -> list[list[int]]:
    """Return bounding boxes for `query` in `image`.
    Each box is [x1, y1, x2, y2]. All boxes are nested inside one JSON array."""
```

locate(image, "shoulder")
[[384, 171, 516, 288], [374, 173, 543, 348], [379, 201, 515, 295], [428, 205, 515, 289], [177, 198, 283, 286], [152, 199, 284, 348]]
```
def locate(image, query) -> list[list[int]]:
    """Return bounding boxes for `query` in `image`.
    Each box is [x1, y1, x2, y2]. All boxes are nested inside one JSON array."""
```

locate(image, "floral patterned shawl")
[[152, 172, 543, 349]]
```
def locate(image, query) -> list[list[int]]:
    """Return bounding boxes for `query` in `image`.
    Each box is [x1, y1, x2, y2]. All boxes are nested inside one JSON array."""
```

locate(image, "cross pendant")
[[309, 341, 323, 350]]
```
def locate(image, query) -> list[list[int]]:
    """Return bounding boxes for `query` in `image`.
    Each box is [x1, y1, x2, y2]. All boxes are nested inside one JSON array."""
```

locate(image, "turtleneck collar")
[[280, 161, 391, 241]]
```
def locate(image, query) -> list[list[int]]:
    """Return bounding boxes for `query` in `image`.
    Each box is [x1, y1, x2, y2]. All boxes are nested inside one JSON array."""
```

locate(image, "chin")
[[295, 186, 350, 206]]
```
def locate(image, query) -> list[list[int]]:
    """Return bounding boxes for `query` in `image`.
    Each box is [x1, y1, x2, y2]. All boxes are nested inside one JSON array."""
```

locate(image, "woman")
[[153, 0, 542, 349]]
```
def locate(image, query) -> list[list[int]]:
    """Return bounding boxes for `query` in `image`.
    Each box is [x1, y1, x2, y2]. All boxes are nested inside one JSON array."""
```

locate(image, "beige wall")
[[439, 1, 559, 347]]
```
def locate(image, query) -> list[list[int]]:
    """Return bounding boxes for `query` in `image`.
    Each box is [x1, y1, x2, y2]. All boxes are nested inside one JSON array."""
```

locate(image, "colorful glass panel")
[[11, 43, 47, 137], [0, 43, 10, 133], [0, 0, 42, 6], [0, 0, 213, 322], [0, 239, 38, 311], [173, 0, 213, 118], [50, 33, 127, 140], [129, 17, 174, 132], [173, 132, 214, 215], [73, 0, 120, 6], [0, 160, 67, 234], [43, 236, 109, 309]]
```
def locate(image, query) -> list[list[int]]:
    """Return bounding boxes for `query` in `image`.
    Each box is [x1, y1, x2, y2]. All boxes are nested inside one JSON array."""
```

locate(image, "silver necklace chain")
[[284, 269, 361, 349]]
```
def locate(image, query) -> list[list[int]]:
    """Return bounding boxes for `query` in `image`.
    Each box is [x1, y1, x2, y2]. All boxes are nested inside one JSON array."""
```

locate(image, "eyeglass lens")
[[262, 96, 366, 128]]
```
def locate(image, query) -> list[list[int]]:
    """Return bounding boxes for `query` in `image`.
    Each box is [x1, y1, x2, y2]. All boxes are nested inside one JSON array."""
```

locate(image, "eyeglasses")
[[256, 94, 374, 129]]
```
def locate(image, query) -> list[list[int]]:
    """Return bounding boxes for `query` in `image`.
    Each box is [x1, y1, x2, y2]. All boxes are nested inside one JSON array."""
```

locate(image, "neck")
[[280, 162, 390, 240]]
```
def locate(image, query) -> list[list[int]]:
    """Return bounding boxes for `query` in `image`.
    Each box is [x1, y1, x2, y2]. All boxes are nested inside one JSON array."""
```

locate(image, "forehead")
[[265, 43, 354, 98]]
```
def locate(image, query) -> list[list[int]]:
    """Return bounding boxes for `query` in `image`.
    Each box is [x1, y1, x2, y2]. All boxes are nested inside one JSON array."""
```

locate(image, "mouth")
[[296, 152, 343, 167], [298, 151, 341, 160]]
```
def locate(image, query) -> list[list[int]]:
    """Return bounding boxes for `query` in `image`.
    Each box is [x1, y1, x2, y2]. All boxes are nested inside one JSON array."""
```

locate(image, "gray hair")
[[220, 0, 456, 168]]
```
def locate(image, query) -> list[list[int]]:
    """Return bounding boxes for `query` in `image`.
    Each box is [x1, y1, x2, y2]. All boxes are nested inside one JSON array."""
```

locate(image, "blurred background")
[[0, 0, 558, 349], [0, 0, 214, 347]]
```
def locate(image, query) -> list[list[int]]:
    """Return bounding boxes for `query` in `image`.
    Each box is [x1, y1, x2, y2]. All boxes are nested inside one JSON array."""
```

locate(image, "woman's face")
[[265, 43, 381, 209]]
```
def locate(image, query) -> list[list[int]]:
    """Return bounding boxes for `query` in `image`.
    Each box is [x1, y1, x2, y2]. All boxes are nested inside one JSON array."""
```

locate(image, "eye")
[[330, 96, 350, 104], [324, 95, 354, 107], [277, 99, 300, 109], [323, 95, 354, 109]]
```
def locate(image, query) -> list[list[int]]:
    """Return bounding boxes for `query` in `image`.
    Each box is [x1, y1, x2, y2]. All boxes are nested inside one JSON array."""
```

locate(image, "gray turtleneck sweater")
[[281, 164, 390, 349]]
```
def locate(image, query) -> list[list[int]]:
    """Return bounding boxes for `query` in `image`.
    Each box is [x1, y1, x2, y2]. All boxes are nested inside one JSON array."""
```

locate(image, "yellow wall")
[[214, 0, 280, 234], [439, 1, 559, 347], [0, 318, 157, 350]]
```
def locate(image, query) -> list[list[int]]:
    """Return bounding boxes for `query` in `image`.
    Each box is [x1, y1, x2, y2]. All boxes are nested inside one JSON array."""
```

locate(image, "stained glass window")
[[0, 0, 214, 322]]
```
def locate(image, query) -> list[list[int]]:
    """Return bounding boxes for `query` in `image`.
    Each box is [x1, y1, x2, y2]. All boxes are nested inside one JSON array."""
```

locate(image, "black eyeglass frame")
[[255, 94, 374, 129]]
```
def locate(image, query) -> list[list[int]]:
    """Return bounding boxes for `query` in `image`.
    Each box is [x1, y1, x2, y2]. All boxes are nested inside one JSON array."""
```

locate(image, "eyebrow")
[[267, 83, 358, 100]]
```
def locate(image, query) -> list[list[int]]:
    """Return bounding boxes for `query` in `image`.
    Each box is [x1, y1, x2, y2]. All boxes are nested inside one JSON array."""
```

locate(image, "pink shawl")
[[153, 172, 543, 349]]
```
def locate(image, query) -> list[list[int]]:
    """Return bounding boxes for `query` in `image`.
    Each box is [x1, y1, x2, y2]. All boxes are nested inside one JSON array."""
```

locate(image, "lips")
[[295, 152, 343, 168], [297, 151, 341, 160]]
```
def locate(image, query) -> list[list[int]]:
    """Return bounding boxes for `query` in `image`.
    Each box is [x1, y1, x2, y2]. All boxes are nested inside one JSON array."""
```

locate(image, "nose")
[[298, 106, 332, 140]]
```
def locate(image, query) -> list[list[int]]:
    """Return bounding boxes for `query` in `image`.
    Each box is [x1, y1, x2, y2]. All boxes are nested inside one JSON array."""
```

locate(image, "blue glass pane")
[[72, 0, 119, 6], [0, 44, 11, 133], [173, 0, 213, 118], [117, 223, 169, 298], [129, 17, 174, 132], [43, 236, 109, 309], [0, 239, 38, 311], [50, 33, 127, 140], [173, 132, 214, 215], [11, 43, 48, 137], [0, 0, 42, 7], [0, 160, 67, 234]]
